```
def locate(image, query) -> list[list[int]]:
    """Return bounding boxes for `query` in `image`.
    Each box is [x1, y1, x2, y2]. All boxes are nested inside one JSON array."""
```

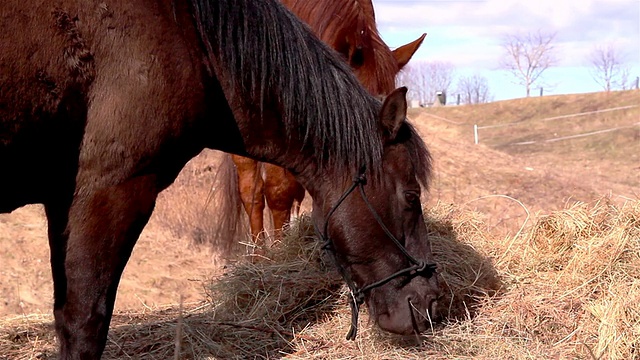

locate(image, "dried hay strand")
[[0, 314, 58, 360], [203, 205, 504, 359], [1, 198, 638, 359], [0, 216, 343, 359]]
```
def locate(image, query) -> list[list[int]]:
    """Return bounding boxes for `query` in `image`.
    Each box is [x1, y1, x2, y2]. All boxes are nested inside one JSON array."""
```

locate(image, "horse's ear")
[[392, 33, 426, 70], [380, 87, 408, 141]]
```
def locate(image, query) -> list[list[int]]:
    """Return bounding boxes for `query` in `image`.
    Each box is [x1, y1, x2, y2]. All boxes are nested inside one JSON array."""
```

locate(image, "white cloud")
[[373, 0, 640, 67]]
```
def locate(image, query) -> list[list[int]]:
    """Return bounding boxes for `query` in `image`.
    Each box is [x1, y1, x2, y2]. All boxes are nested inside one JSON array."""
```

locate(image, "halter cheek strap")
[[314, 166, 437, 340]]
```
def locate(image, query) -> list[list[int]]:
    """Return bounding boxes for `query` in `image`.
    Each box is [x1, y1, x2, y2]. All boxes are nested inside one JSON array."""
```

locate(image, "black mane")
[[190, 0, 430, 186]]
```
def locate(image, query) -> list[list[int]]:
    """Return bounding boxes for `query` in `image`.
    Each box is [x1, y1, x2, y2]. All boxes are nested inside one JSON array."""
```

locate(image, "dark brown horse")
[[221, 0, 426, 246], [0, 0, 439, 358]]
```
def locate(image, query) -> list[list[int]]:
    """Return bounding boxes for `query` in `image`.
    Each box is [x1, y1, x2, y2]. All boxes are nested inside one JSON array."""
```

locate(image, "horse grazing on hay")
[[219, 0, 426, 247], [0, 0, 440, 358]]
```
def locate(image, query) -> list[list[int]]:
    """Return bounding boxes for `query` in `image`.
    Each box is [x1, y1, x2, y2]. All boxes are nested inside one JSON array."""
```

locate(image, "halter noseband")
[[315, 166, 437, 340]]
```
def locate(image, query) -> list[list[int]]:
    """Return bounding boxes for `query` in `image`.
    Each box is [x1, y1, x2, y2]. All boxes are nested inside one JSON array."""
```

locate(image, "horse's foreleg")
[[264, 164, 305, 239], [44, 198, 72, 339], [231, 155, 266, 247], [55, 175, 158, 359]]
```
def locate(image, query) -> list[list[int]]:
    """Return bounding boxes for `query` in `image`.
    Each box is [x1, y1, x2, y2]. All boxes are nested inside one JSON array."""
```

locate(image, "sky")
[[371, 0, 640, 101]]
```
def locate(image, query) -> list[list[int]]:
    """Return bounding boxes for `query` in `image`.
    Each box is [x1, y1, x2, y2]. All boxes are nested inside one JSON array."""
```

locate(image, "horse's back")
[[0, 0, 219, 212], [0, 1, 84, 133], [1, 1, 88, 210]]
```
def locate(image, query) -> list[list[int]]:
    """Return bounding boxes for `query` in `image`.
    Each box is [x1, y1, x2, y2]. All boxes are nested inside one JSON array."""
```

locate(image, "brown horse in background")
[[221, 0, 427, 247], [1, 0, 440, 357]]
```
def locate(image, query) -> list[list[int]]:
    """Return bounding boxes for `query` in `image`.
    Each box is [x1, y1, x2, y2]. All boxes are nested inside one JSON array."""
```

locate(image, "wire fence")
[[477, 105, 639, 130], [420, 104, 639, 146], [472, 105, 639, 145], [506, 122, 640, 146]]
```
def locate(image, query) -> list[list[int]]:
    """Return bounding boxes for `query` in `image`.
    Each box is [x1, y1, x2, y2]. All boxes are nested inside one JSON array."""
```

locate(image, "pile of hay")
[[203, 198, 639, 359], [447, 198, 639, 359], [199, 207, 503, 359], [1, 199, 638, 359]]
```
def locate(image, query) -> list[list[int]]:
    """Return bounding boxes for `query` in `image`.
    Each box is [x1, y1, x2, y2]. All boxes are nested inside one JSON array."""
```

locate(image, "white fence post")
[[474, 124, 479, 144]]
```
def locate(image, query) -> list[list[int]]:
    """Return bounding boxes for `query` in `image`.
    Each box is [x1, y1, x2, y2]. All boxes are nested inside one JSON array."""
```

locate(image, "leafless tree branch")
[[396, 61, 456, 105], [589, 43, 630, 91], [456, 74, 493, 104], [500, 30, 557, 97]]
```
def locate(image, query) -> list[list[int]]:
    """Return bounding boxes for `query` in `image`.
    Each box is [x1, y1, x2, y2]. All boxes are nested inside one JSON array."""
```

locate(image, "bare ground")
[[0, 90, 638, 358], [0, 150, 225, 317]]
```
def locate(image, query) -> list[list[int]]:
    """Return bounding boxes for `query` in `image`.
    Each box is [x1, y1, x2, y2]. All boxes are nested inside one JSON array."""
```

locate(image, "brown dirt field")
[[0, 150, 225, 317], [0, 91, 638, 358]]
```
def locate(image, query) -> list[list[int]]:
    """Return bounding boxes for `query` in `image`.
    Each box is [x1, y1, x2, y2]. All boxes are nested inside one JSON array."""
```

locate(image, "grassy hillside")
[[414, 90, 640, 193]]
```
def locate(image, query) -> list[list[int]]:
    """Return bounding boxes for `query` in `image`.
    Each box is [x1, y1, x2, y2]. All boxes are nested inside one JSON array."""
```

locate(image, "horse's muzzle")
[[375, 290, 440, 335]]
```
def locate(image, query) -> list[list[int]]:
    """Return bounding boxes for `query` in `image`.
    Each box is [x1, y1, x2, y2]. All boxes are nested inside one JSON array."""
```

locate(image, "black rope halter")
[[314, 166, 437, 340]]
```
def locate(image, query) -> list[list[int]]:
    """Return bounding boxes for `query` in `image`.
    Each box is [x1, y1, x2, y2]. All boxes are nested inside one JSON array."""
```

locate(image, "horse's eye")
[[404, 191, 419, 207]]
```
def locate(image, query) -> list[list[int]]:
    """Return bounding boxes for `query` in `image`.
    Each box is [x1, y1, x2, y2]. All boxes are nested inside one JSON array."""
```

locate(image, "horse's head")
[[312, 87, 440, 337]]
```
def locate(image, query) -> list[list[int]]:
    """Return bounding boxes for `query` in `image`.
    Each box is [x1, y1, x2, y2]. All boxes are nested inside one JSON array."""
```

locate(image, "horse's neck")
[[194, 0, 377, 194], [226, 106, 337, 197], [280, 0, 396, 96], [208, 90, 307, 172]]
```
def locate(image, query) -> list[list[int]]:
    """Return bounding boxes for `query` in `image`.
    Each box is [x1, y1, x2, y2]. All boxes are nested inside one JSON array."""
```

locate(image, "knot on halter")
[[353, 167, 367, 185], [416, 261, 428, 272], [416, 261, 438, 275]]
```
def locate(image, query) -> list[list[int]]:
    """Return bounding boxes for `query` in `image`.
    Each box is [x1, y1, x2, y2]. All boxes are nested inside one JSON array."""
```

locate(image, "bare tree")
[[396, 61, 456, 105], [500, 30, 557, 97], [395, 66, 423, 104], [456, 74, 492, 104], [589, 44, 630, 91]]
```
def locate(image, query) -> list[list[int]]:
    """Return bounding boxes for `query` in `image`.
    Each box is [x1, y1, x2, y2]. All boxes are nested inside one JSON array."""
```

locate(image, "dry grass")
[[2, 91, 639, 359], [406, 90, 639, 238], [2, 91, 633, 317], [3, 198, 637, 359], [152, 149, 227, 248], [414, 89, 640, 194]]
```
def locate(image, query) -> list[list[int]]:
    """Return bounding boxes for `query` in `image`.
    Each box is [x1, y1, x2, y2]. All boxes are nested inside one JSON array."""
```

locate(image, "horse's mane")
[[282, 0, 398, 95], [397, 122, 432, 190], [189, 0, 430, 187]]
